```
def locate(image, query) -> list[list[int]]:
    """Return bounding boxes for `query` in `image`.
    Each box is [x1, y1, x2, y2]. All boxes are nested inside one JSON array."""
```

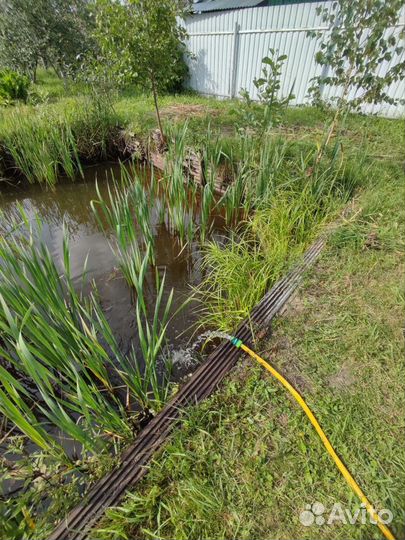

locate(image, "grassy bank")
[[1, 69, 403, 185], [95, 155, 405, 539]]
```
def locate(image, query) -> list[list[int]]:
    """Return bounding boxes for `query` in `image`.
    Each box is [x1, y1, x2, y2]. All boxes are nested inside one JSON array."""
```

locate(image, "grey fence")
[[184, 1, 405, 117]]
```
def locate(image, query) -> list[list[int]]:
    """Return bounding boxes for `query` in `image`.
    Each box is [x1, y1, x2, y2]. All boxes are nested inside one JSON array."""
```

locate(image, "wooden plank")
[[48, 237, 325, 540], [149, 149, 227, 195]]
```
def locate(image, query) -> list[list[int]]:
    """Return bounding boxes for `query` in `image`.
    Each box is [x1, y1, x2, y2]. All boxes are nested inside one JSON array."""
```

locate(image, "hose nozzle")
[[230, 336, 243, 348]]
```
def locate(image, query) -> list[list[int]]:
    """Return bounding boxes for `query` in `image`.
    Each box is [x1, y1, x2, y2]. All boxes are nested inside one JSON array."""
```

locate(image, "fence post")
[[229, 22, 240, 98]]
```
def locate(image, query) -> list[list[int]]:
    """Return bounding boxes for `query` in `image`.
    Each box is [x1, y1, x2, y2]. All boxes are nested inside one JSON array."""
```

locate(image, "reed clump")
[[91, 163, 155, 287], [0, 95, 119, 186], [0, 210, 174, 459], [195, 134, 363, 331], [1, 107, 82, 186]]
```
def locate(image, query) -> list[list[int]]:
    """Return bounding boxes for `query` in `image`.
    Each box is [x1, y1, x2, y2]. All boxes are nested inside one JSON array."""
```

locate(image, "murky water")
[[0, 162, 236, 497], [0, 162, 225, 380]]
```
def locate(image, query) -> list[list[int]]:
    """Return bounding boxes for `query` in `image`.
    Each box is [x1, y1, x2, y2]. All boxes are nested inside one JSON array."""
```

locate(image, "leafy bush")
[[0, 69, 30, 105], [236, 50, 294, 135]]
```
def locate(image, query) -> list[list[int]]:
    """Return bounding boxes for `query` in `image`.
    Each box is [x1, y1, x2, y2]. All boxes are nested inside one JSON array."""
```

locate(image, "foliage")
[[0, 436, 116, 540], [237, 50, 294, 135], [1, 108, 82, 185], [163, 122, 198, 243], [0, 0, 94, 81], [0, 93, 118, 184], [0, 68, 30, 105], [0, 209, 176, 459], [72, 88, 119, 161], [91, 165, 155, 284], [0, 221, 130, 456], [95, 163, 405, 540], [307, 1, 405, 164], [308, 0, 405, 111], [196, 135, 362, 331], [93, 0, 190, 139]]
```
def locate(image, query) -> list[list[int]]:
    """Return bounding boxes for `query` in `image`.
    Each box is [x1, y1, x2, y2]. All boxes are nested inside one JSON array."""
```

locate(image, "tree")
[[93, 0, 190, 143], [237, 49, 294, 135], [308, 0, 405, 162], [0, 0, 94, 82]]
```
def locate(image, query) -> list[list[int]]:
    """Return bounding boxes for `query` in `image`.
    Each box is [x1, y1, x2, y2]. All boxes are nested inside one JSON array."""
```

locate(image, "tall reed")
[[91, 164, 155, 287], [197, 135, 360, 332], [1, 107, 82, 186], [0, 210, 175, 457], [0, 92, 118, 186], [0, 221, 131, 455], [163, 123, 196, 245], [199, 128, 224, 242]]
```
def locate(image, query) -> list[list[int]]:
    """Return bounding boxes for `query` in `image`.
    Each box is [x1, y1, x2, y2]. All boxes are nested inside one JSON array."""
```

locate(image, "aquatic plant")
[[1, 107, 82, 186], [199, 128, 224, 242], [0, 211, 175, 456], [162, 122, 197, 245], [0, 92, 118, 185], [197, 136, 361, 331], [91, 164, 155, 287], [0, 225, 130, 455], [109, 246, 175, 410]]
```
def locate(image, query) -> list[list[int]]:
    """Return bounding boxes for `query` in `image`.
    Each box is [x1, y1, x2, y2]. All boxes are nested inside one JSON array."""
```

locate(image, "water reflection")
[[0, 163, 215, 373]]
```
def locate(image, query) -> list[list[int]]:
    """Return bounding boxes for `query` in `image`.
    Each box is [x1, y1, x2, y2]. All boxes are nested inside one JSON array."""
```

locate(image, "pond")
[[0, 162, 223, 382]]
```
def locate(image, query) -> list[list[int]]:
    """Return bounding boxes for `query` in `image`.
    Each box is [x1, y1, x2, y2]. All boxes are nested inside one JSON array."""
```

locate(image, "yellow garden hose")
[[229, 337, 395, 540]]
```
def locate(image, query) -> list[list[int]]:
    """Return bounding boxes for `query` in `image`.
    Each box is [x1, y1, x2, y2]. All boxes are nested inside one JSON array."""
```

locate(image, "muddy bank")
[[0, 125, 230, 194]]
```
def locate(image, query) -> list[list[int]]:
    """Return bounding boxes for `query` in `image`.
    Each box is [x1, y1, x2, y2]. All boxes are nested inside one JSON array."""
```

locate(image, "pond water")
[[0, 162, 223, 381]]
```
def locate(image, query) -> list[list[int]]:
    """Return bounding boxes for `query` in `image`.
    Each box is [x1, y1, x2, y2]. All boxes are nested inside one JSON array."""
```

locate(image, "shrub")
[[0, 69, 30, 105], [235, 50, 294, 135]]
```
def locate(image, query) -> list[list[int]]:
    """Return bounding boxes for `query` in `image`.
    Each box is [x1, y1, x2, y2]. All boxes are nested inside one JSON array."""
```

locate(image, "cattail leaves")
[[0, 209, 175, 458]]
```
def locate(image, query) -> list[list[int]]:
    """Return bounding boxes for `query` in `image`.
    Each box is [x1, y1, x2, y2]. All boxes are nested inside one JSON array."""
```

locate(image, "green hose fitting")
[[231, 337, 243, 348]]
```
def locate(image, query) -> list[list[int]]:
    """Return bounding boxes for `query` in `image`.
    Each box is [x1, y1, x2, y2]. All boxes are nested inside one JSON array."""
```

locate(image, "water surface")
[[0, 162, 221, 379]]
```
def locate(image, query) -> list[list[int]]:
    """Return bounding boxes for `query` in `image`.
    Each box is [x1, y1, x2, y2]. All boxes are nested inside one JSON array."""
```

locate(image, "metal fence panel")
[[184, 2, 405, 117]]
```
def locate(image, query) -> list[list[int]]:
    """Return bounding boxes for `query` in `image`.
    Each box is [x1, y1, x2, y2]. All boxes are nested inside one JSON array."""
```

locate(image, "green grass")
[[0, 92, 119, 185], [95, 158, 405, 539], [1, 70, 403, 185], [196, 135, 363, 331], [33, 68, 69, 100]]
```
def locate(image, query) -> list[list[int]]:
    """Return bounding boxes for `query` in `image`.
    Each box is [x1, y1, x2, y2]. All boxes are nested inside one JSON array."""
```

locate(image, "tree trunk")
[[314, 68, 353, 166], [150, 70, 165, 145], [314, 107, 340, 166]]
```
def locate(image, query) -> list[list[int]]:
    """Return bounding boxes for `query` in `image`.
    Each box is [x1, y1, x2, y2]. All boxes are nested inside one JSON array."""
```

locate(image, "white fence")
[[184, 2, 405, 117]]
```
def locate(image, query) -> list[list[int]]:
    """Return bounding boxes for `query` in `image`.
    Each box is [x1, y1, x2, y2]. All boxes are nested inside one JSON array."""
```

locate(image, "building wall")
[[184, 2, 405, 117]]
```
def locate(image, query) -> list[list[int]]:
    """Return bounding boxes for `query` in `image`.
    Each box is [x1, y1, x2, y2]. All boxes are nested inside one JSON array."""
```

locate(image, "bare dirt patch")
[[327, 361, 356, 390], [160, 104, 220, 120]]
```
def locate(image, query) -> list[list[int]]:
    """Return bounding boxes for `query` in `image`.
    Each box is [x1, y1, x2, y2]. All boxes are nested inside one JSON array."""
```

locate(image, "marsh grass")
[[72, 91, 119, 162], [196, 136, 363, 331], [0, 210, 175, 457], [91, 163, 155, 287], [0, 93, 118, 186], [0, 221, 130, 455], [198, 128, 225, 242], [1, 108, 82, 186], [162, 123, 197, 245]]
